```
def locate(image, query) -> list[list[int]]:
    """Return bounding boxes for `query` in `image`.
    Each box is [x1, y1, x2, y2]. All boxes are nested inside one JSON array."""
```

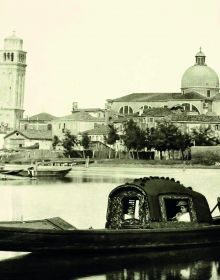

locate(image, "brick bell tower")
[[0, 32, 27, 131]]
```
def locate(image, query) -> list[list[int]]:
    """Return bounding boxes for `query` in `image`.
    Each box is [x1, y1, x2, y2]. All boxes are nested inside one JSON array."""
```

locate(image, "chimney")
[[72, 102, 78, 113]]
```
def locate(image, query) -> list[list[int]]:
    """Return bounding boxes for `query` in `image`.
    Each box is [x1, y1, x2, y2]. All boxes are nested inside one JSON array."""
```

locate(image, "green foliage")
[[191, 151, 220, 165], [149, 121, 192, 159], [81, 133, 90, 149], [123, 119, 146, 152], [106, 125, 119, 145], [62, 130, 78, 157], [52, 135, 61, 150], [191, 127, 220, 146]]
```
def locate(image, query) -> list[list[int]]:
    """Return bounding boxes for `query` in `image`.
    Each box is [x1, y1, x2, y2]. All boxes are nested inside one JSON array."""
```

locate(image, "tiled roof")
[[138, 107, 173, 117], [54, 111, 105, 122], [82, 125, 110, 135], [28, 112, 57, 121], [73, 108, 104, 112], [5, 130, 52, 140], [111, 92, 205, 102], [171, 114, 220, 123]]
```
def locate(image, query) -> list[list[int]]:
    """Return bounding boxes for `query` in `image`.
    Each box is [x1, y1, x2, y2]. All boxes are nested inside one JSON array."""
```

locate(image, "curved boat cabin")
[[105, 177, 213, 229]]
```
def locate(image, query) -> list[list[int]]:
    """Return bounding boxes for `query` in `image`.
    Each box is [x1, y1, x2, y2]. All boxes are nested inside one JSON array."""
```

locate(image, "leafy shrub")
[[191, 151, 220, 165]]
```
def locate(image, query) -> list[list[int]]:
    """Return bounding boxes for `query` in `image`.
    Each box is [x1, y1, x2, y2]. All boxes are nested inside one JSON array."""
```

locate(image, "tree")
[[122, 119, 146, 159], [191, 127, 220, 146], [81, 133, 90, 158], [52, 135, 61, 150], [106, 125, 119, 158], [175, 131, 192, 160], [62, 130, 78, 157], [106, 125, 119, 145], [150, 121, 192, 160]]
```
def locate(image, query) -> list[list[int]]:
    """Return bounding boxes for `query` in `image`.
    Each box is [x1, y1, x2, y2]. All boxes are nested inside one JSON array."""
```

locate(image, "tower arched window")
[[119, 106, 133, 115], [11, 53, 14, 61], [3, 53, 6, 61]]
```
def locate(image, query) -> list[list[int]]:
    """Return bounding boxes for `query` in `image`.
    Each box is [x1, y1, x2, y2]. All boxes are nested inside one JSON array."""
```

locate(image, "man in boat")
[[172, 200, 190, 222]]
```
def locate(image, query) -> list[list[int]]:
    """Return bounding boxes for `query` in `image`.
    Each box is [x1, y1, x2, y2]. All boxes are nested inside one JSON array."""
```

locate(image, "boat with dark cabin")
[[0, 176, 220, 253]]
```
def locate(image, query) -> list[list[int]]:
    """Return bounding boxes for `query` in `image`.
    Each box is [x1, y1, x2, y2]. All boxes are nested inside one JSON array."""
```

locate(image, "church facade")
[[106, 50, 220, 116], [0, 33, 27, 131]]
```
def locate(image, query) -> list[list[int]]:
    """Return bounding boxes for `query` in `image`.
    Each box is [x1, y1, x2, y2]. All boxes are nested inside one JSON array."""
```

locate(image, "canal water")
[[0, 166, 220, 279]]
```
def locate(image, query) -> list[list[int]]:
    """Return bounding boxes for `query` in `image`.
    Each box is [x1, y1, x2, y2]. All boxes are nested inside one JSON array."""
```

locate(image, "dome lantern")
[[195, 47, 206, 66]]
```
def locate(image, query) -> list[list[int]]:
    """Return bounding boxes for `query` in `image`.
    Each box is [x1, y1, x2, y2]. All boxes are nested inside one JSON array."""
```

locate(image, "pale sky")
[[0, 0, 220, 117]]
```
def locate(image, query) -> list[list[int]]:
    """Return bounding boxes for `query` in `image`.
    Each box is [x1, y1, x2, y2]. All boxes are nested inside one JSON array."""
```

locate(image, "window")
[[159, 195, 196, 222], [47, 124, 52, 130], [11, 53, 14, 62], [119, 106, 133, 115], [207, 90, 211, 98], [122, 197, 140, 220]]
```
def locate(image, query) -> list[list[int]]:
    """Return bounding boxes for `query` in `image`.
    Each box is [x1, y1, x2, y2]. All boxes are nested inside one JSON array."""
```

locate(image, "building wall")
[[52, 119, 104, 138], [4, 133, 52, 150], [108, 100, 204, 115], [212, 100, 220, 115]]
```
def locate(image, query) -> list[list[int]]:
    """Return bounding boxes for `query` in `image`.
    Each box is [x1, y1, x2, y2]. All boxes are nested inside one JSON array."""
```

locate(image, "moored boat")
[[3, 164, 72, 178], [0, 177, 219, 252]]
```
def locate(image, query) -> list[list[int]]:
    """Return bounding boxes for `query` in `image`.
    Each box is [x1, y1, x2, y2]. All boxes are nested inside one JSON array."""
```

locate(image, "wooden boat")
[[0, 168, 24, 176], [3, 164, 72, 178], [0, 176, 220, 253], [19, 167, 72, 178], [0, 173, 37, 180]]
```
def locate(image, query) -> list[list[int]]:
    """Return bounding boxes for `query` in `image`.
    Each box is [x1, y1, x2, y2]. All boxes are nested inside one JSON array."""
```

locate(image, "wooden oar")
[[211, 197, 220, 214]]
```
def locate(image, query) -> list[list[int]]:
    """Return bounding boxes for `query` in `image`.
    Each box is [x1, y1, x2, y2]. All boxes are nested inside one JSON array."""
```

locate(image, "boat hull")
[[19, 168, 72, 177], [0, 222, 220, 252]]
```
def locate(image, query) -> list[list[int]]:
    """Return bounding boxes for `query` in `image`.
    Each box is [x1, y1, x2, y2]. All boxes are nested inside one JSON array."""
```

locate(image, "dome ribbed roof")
[[181, 65, 219, 89], [196, 51, 205, 57]]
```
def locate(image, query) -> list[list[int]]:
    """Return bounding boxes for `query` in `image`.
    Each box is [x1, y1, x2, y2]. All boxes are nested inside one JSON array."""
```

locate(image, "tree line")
[[106, 119, 220, 160], [52, 120, 220, 159]]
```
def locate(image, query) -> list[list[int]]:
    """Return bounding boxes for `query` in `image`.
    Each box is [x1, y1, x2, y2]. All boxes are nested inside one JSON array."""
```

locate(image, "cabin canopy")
[[106, 177, 212, 229]]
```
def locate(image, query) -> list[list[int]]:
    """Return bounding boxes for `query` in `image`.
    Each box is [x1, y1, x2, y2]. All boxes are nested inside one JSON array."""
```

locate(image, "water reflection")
[[0, 247, 220, 279]]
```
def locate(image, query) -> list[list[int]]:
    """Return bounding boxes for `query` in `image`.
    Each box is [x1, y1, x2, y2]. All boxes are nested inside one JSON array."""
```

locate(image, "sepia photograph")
[[0, 0, 220, 279]]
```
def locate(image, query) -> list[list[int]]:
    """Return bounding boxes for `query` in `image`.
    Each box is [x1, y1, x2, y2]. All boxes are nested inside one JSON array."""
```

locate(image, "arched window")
[[11, 53, 14, 61], [171, 103, 200, 114], [139, 105, 151, 111], [182, 103, 200, 114], [119, 106, 133, 115], [47, 124, 52, 130]]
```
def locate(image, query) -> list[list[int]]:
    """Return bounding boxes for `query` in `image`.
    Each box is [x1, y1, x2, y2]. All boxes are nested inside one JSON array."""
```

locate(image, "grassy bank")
[[91, 159, 220, 169]]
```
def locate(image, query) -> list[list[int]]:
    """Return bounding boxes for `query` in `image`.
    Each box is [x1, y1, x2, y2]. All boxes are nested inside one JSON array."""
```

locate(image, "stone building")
[[52, 111, 106, 139], [106, 49, 220, 116], [20, 112, 56, 131], [0, 32, 27, 131]]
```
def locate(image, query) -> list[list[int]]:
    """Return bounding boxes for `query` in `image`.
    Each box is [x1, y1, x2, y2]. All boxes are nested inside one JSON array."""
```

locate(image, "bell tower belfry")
[[0, 32, 27, 130]]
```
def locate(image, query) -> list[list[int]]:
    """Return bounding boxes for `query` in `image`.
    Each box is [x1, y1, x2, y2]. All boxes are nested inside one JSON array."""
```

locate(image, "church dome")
[[181, 49, 219, 89]]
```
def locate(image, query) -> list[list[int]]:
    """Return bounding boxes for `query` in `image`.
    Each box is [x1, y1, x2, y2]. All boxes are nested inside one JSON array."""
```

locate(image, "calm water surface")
[[0, 166, 220, 279]]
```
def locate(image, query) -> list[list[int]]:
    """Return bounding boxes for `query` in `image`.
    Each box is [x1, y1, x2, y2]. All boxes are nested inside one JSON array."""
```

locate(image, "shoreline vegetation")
[[90, 159, 220, 169]]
